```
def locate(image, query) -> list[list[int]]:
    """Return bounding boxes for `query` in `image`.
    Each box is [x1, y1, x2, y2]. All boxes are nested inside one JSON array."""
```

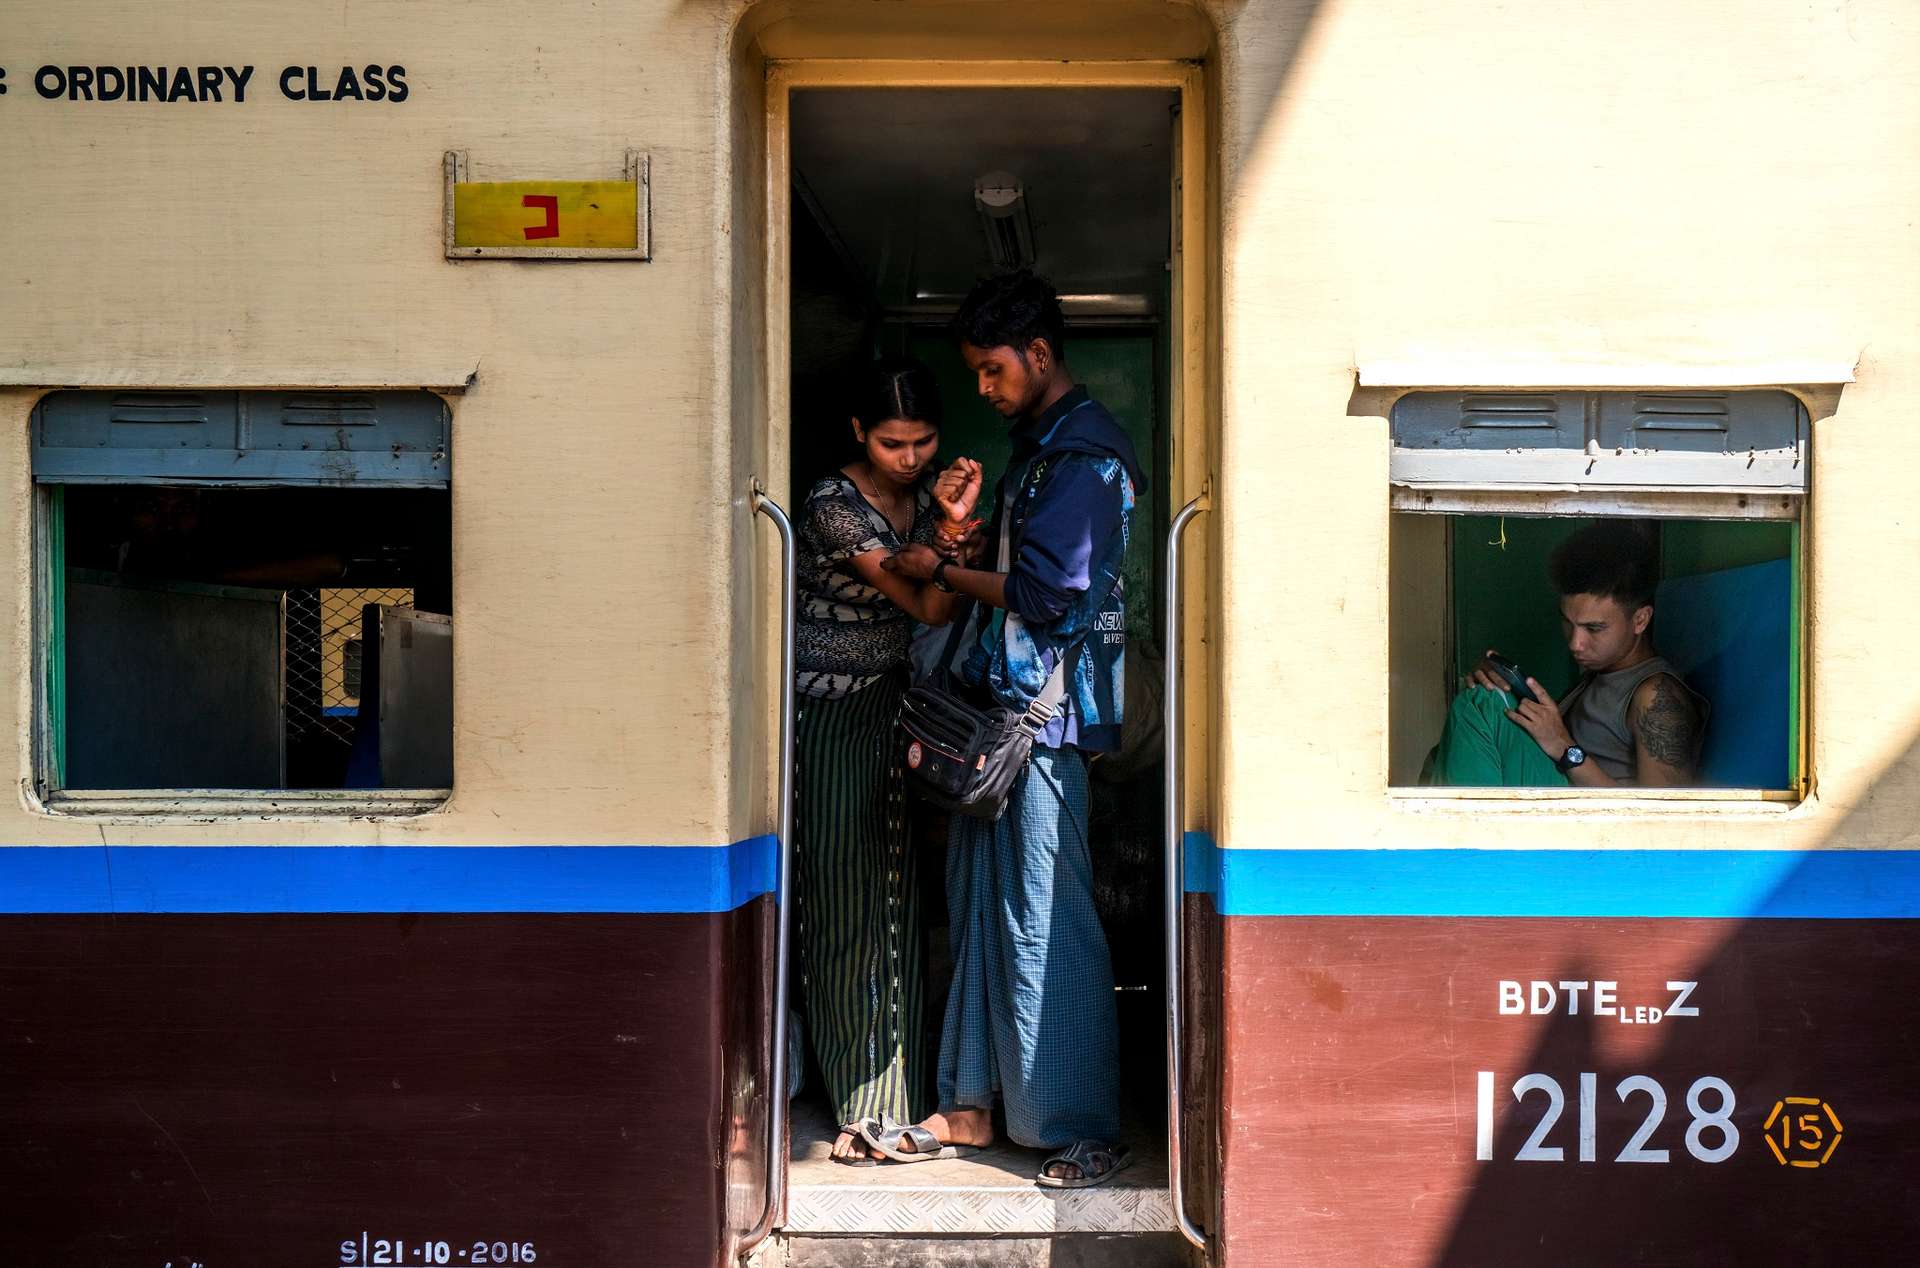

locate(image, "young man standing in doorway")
[[879, 271, 1142, 1187]]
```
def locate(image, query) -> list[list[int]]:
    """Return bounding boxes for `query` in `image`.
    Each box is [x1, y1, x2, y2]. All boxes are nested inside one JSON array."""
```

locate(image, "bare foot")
[[830, 1128, 875, 1162], [895, 1107, 995, 1154], [1041, 1141, 1128, 1184]]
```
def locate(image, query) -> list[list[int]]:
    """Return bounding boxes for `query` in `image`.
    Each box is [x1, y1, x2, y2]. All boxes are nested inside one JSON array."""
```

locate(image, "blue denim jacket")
[[960, 389, 1142, 752]]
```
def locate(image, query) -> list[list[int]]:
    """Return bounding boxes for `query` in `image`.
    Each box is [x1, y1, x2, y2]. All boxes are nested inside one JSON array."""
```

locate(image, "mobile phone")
[[1484, 652, 1538, 703]]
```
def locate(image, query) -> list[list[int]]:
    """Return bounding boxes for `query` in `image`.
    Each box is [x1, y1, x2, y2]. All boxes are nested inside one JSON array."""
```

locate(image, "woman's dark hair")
[[948, 269, 1067, 363], [1549, 520, 1659, 610], [854, 357, 943, 430]]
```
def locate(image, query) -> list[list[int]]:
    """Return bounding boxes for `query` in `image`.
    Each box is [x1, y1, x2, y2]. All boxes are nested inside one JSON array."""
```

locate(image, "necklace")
[[853, 467, 912, 535]]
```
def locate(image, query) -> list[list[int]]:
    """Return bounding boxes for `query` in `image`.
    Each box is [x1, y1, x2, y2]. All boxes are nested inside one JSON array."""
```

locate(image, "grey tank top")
[[1559, 656, 1702, 780]]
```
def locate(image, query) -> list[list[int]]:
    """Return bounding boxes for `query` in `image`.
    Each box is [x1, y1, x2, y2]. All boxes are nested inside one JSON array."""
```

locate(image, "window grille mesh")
[[284, 587, 414, 749]]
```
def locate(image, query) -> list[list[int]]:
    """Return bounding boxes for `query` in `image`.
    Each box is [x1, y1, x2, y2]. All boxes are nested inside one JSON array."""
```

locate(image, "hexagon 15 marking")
[[1763, 1097, 1843, 1168]]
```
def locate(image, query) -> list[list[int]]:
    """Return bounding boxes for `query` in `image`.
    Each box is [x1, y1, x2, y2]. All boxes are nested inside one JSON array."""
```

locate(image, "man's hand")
[[933, 458, 984, 525], [881, 543, 941, 581], [1504, 679, 1574, 760], [1465, 648, 1514, 694]]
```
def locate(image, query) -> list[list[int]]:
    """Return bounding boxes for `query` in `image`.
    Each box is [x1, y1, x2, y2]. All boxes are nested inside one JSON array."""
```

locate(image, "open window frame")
[[27, 389, 454, 819], [1385, 387, 1814, 807]]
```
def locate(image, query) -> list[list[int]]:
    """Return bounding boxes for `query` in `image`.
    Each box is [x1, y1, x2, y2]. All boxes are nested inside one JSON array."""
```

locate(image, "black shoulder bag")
[[897, 475, 1086, 821]]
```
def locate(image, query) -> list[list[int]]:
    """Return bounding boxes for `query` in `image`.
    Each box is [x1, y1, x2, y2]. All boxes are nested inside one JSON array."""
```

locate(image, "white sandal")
[[858, 1119, 981, 1164]]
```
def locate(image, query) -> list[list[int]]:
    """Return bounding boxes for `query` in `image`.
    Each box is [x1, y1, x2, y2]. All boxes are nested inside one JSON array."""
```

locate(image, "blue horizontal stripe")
[[0, 839, 776, 914], [1185, 838, 1920, 919], [1183, 831, 1218, 897], [12, 837, 1911, 919]]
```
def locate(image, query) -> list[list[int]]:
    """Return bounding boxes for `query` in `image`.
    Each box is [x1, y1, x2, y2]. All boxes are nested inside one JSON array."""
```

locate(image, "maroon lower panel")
[[1219, 916, 1920, 1266], [723, 894, 775, 1244], [0, 913, 750, 1268], [1182, 892, 1223, 1233]]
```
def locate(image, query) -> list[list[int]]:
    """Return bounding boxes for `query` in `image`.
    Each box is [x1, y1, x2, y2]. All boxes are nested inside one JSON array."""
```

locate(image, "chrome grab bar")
[[1165, 492, 1210, 1254], [739, 480, 797, 1259]]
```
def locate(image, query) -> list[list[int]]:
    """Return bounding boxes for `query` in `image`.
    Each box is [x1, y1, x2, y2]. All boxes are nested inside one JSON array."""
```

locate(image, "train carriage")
[[3, 1, 1918, 1265]]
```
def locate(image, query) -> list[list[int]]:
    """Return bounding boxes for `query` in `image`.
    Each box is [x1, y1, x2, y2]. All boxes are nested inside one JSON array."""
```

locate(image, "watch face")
[[1564, 746, 1585, 765]]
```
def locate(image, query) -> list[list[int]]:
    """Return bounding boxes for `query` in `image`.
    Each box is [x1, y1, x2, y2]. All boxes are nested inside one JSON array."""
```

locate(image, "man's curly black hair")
[[1549, 520, 1659, 610], [948, 270, 1067, 363]]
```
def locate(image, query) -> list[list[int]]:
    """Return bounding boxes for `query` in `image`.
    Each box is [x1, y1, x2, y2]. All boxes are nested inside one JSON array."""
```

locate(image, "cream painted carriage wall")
[[3, 0, 1918, 865], [0, 0, 757, 845], [1209, 0, 1918, 857]]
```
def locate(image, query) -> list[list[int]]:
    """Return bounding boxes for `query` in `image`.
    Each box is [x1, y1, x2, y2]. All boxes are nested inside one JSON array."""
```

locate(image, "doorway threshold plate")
[[786, 1103, 1174, 1234], [786, 1175, 1175, 1235]]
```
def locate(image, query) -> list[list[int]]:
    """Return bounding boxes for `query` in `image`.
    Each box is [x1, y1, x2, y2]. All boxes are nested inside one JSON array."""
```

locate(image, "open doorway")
[[780, 83, 1183, 1235]]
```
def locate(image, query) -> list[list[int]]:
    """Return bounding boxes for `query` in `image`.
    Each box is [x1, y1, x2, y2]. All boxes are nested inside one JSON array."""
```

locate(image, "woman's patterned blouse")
[[794, 472, 938, 699]]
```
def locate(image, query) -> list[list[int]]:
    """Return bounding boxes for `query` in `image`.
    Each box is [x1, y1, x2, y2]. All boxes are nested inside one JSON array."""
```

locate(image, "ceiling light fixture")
[[974, 171, 1036, 270]]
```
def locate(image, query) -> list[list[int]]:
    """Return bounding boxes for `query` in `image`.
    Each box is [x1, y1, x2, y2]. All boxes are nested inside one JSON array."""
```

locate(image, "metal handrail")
[[1165, 492, 1211, 1254], [738, 481, 797, 1260]]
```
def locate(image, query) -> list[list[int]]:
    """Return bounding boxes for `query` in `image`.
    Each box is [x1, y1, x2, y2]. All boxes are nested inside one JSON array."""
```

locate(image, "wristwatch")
[[931, 558, 955, 593], [1555, 744, 1587, 775]]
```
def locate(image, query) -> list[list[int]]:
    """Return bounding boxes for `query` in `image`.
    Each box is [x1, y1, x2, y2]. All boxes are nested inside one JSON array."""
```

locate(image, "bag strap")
[[1000, 452, 1098, 733], [931, 448, 1100, 729], [995, 474, 1019, 570], [921, 460, 1029, 689], [928, 596, 977, 685], [1028, 638, 1082, 721]]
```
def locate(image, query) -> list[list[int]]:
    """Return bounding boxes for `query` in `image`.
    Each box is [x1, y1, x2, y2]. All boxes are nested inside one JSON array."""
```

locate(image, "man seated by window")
[[1427, 521, 1708, 787]]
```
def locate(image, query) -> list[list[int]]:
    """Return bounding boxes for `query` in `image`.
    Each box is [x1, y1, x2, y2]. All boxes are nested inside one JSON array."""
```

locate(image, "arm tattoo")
[[1635, 676, 1701, 771]]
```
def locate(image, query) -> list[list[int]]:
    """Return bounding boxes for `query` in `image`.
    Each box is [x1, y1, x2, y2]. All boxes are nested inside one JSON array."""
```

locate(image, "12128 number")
[[1475, 1072, 1738, 1164]]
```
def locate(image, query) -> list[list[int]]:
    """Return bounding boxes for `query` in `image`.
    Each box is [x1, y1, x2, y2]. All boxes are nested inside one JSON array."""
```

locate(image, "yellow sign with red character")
[[444, 150, 650, 260], [452, 180, 637, 249]]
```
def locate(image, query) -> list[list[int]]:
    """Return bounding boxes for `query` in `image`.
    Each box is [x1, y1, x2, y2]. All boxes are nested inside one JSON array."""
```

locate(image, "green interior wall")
[[47, 486, 65, 785], [1450, 516, 1582, 699], [1788, 520, 1803, 787], [1659, 520, 1793, 578], [899, 327, 1164, 645]]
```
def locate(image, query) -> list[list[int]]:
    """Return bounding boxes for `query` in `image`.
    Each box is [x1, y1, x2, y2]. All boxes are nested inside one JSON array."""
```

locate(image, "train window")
[[29, 390, 453, 812], [1388, 391, 1806, 797]]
